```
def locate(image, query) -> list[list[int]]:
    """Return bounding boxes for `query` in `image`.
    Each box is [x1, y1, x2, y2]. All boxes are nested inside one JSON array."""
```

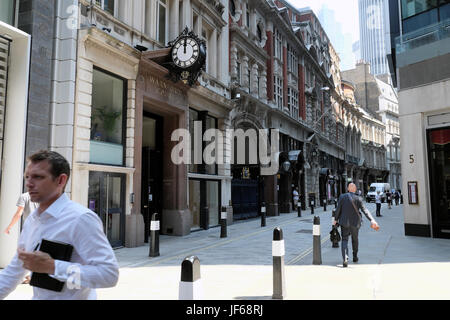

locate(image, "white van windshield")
[[369, 187, 377, 192]]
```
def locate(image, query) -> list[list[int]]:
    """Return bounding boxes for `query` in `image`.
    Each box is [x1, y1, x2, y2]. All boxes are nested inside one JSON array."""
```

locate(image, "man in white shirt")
[[4, 192, 39, 234], [375, 191, 383, 217], [0, 150, 119, 300]]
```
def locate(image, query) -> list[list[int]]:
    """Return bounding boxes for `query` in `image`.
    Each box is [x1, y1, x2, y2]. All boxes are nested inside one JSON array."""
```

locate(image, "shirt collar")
[[36, 193, 70, 219]]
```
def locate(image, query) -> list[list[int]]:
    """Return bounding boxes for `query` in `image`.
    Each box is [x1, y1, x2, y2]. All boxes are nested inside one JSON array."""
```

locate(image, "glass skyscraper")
[[358, 0, 391, 76]]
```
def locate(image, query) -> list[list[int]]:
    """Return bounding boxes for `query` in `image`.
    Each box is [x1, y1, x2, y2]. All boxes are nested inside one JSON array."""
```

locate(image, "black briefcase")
[[330, 225, 341, 242]]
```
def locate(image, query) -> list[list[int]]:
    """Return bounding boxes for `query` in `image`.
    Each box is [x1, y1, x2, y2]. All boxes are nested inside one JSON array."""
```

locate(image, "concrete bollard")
[[179, 256, 203, 300], [297, 202, 302, 217], [272, 227, 286, 300], [312, 216, 322, 265], [149, 213, 160, 257], [261, 202, 266, 227], [220, 206, 227, 238], [323, 199, 327, 212]]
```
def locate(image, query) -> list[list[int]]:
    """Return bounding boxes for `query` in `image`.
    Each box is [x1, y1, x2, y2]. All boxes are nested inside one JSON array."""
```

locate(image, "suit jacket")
[[334, 192, 375, 228]]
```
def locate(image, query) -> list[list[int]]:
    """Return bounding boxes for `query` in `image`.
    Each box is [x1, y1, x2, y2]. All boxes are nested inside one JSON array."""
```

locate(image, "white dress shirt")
[[375, 194, 382, 204], [0, 193, 119, 300]]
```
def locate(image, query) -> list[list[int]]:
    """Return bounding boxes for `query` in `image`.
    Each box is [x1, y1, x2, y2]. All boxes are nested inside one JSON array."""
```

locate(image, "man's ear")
[[58, 174, 69, 188]]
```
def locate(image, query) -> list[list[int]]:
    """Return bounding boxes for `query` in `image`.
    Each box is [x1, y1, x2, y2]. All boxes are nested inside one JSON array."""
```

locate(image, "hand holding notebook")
[[18, 239, 74, 292]]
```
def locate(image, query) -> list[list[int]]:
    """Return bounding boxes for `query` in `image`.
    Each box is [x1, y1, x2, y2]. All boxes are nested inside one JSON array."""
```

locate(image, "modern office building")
[[0, 0, 31, 267], [358, 0, 391, 76], [388, 0, 450, 239]]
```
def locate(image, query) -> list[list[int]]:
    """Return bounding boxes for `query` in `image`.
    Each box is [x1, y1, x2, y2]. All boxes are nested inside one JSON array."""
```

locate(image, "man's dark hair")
[[27, 150, 71, 181]]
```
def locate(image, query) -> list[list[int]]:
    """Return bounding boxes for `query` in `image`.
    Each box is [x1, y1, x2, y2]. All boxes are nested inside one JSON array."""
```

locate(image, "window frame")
[[156, 0, 168, 45], [90, 66, 128, 167], [95, 0, 117, 16]]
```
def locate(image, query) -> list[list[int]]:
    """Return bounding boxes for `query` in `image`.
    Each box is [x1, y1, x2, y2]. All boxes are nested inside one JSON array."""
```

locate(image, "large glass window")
[[188, 179, 220, 230], [189, 109, 218, 175], [157, 0, 167, 45], [96, 0, 115, 15], [402, 0, 438, 19], [0, 0, 15, 25], [90, 68, 126, 166]]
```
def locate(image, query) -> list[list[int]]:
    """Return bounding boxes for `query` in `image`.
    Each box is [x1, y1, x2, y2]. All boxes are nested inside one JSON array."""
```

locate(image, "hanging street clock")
[[167, 27, 207, 86]]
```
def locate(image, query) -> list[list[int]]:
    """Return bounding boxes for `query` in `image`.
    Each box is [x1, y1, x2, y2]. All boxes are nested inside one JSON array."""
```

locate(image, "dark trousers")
[[340, 225, 359, 260], [376, 203, 381, 216]]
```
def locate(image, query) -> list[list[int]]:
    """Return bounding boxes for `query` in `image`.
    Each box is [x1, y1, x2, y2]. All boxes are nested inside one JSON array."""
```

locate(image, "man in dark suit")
[[333, 183, 379, 267]]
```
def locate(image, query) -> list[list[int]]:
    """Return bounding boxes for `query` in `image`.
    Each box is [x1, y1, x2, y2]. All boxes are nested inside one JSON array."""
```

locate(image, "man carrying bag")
[[333, 183, 379, 267]]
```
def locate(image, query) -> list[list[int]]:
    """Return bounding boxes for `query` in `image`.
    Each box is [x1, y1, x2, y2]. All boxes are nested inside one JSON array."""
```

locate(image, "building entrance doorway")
[[88, 171, 126, 248], [428, 127, 450, 239], [141, 112, 164, 242]]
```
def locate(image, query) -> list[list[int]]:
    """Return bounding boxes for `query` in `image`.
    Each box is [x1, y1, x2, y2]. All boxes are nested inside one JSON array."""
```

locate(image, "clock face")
[[172, 37, 200, 68]]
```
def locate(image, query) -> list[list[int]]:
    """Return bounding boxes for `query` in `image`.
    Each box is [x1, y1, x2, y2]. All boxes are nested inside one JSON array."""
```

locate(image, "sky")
[[287, 0, 360, 70]]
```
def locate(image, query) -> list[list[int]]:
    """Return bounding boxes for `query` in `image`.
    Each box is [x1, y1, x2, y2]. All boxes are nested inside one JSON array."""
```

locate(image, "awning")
[[320, 168, 331, 176], [288, 150, 302, 161]]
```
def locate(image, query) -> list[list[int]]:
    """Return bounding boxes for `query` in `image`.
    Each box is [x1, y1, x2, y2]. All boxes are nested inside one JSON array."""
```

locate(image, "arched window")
[[230, 0, 236, 17]]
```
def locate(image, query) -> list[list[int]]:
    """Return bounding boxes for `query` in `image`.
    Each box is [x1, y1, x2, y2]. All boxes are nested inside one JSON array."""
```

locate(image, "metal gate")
[[231, 179, 259, 220], [0, 36, 10, 186]]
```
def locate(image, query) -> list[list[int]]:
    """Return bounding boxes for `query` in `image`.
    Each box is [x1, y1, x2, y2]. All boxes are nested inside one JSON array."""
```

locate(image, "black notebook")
[[29, 239, 74, 292]]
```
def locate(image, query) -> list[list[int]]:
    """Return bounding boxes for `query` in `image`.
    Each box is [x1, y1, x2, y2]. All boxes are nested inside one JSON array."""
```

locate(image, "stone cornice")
[[82, 27, 141, 67]]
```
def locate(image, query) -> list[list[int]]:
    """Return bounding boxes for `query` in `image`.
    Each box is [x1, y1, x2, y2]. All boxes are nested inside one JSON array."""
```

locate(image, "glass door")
[[88, 171, 126, 247], [428, 127, 450, 239]]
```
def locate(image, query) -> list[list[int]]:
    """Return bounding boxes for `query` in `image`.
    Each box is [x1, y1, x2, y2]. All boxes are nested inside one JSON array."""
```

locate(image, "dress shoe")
[[353, 255, 359, 263], [343, 256, 348, 268]]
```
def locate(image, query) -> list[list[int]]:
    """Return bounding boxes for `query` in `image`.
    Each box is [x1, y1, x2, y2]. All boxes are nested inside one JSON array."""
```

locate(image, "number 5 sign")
[[409, 154, 415, 164]]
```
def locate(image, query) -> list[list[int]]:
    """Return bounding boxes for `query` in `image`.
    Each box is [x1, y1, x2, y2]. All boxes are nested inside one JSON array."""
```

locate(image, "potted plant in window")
[[92, 106, 121, 142]]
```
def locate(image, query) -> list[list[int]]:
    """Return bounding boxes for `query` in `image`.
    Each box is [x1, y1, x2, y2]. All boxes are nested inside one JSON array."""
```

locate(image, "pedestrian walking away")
[[394, 190, 400, 206], [0, 150, 119, 300], [386, 190, 392, 209], [333, 183, 379, 267], [4, 192, 39, 284], [4, 192, 38, 235], [375, 191, 382, 217], [293, 188, 299, 210]]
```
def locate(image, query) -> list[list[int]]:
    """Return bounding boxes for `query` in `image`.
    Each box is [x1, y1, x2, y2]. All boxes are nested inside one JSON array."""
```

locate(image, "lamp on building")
[[282, 161, 291, 172]]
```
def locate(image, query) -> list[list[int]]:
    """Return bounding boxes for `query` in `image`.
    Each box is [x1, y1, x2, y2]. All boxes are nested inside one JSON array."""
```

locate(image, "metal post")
[[272, 227, 286, 300], [323, 199, 327, 212], [220, 206, 227, 238], [297, 202, 302, 217], [261, 202, 266, 227], [310, 199, 315, 215], [149, 213, 160, 257], [179, 256, 203, 300], [312, 216, 322, 265]]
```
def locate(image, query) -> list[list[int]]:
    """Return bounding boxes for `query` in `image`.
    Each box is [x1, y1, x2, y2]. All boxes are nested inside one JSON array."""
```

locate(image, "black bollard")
[[312, 216, 322, 265], [310, 199, 315, 215], [297, 202, 302, 217], [220, 206, 227, 238], [261, 202, 266, 227], [323, 199, 327, 212], [272, 227, 286, 300], [179, 256, 203, 300], [149, 213, 160, 257]]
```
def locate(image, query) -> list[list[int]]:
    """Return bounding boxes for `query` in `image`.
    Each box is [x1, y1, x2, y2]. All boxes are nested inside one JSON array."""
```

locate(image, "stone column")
[[169, 0, 180, 40]]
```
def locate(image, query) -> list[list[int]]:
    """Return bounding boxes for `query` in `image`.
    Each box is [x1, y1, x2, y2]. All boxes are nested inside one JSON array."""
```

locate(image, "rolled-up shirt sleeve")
[[0, 254, 27, 300], [50, 212, 119, 289]]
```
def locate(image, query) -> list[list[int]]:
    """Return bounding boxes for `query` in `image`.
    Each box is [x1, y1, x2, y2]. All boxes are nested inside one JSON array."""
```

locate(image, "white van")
[[366, 183, 391, 203]]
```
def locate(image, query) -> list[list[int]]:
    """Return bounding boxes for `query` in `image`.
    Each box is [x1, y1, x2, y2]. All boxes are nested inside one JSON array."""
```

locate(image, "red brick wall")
[[298, 63, 306, 120], [265, 31, 274, 101], [283, 46, 288, 108]]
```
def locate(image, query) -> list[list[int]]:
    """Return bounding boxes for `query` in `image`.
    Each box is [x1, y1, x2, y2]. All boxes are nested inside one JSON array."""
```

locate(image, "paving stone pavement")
[[4, 202, 450, 300]]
